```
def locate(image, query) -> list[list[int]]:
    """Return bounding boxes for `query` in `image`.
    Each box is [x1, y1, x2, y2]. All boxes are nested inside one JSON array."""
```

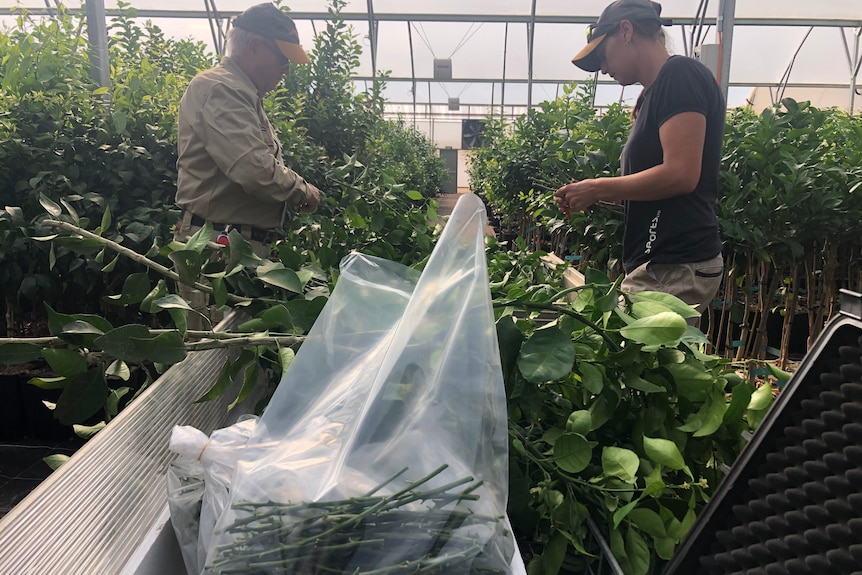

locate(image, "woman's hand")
[[554, 179, 602, 213]]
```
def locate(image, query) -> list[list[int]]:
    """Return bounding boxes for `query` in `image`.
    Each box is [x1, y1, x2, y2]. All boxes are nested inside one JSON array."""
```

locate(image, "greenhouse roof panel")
[[2, 0, 860, 110]]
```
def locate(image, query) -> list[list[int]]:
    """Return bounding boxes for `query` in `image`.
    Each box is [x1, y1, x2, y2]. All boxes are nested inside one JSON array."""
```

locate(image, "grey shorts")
[[621, 254, 724, 322]]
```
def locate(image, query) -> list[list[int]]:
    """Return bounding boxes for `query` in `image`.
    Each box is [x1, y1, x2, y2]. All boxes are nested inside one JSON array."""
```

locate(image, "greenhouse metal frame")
[[2, 0, 861, 119]]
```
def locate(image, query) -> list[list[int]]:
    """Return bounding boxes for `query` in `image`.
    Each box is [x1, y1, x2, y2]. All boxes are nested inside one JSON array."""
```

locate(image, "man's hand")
[[299, 185, 321, 213]]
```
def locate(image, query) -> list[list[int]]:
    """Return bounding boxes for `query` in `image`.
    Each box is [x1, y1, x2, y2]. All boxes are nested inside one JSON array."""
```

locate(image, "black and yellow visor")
[[571, 0, 671, 72]]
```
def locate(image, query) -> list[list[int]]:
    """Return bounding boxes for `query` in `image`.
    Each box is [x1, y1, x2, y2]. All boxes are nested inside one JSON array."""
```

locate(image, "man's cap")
[[571, 0, 671, 72], [232, 3, 311, 65]]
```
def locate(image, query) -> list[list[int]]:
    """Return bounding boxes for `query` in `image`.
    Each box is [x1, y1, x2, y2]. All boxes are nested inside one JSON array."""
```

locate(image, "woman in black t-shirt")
[[554, 0, 725, 323]]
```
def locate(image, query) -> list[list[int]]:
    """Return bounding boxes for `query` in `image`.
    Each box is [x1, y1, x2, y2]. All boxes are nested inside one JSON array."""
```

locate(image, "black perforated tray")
[[663, 289, 862, 575]]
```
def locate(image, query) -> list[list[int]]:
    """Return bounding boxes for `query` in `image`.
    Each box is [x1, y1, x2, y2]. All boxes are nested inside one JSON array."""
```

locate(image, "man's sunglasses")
[[262, 39, 291, 71]]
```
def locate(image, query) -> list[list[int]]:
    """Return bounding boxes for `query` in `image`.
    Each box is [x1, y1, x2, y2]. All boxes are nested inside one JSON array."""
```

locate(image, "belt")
[[188, 214, 277, 243]]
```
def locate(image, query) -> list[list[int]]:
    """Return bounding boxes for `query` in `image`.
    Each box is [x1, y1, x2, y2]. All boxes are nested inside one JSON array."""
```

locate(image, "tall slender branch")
[[42, 219, 253, 304]]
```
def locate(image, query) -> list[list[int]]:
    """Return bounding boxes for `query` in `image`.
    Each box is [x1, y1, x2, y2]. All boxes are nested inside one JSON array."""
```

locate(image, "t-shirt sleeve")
[[651, 58, 712, 128]]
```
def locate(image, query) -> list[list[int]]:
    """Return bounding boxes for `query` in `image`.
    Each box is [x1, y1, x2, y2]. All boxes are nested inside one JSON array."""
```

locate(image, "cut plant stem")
[[210, 465, 509, 574]]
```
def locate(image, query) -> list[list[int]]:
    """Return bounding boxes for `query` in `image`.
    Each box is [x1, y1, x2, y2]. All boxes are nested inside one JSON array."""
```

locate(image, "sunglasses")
[[262, 39, 291, 72], [586, 22, 618, 43]]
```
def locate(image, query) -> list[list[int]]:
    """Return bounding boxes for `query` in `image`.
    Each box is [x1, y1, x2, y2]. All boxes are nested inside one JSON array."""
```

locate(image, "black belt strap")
[[187, 213, 276, 243]]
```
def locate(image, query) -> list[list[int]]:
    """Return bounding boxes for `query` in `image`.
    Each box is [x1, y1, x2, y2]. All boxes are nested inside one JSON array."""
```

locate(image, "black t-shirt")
[[620, 55, 725, 273]]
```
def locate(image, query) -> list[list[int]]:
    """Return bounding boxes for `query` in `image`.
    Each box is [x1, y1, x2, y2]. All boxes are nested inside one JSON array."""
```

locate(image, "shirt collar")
[[220, 56, 264, 98]]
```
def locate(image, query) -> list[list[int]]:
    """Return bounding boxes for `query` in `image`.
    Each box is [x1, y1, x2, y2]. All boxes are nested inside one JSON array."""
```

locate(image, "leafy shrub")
[[469, 93, 862, 361], [487, 242, 773, 575], [0, 0, 447, 333]]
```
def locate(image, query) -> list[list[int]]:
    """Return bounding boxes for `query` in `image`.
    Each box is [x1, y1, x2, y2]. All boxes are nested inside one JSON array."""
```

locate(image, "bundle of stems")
[[210, 465, 510, 575]]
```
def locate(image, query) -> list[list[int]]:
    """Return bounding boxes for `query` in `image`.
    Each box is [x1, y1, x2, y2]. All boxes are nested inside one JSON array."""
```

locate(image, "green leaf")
[[767, 363, 793, 383], [496, 316, 525, 382], [169, 308, 190, 335], [0, 343, 42, 365], [628, 508, 668, 538], [634, 291, 701, 318], [212, 276, 228, 308], [229, 355, 260, 410], [678, 391, 728, 437], [643, 436, 687, 472], [184, 221, 213, 253], [723, 381, 754, 423], [45, 304, 113, 338], [257, 267, 303, 293], [130, 331, 187, 365], [93, 324, 153, 363], [106, 273, 152, 306], [239, 305, 295, 332], [665, 362, 716, 402], [169, 250, 204, 287], [283, 297, 327, 334], [28, 376, 67, 390], [197, 348, 256, 403], [278, 347, 296, 376], [625, 525, 652, 575], [73, 421, 106, 438], [62, 320, 107, 335], [748, 382, 774, 411], [196, 363, 234, 403], [602, 446, 640, 483], [405, 190, 423, 200], [530, 530, 567, 575], [60, 198, 80, 223], [43, 454, 70, 470], [681, 325, 711, 345], [624, 367, 666, 393], [112, 110, 127, 132], [39, 193, 62, 217], [631, 300, 676, 319], [54, 369, 110, 425], [654, 537, 677, 560], [517, 325, 575, 383], [619, 312, 687, 346], [42, 348, 88, 378], [106, 387, 131, 419], [610, 529, 632, 575], [99, 206, 112, 234], [613, 500, 639, 529], [153, 294, 195, 311], [101, 253, 120, 273], [106, 359, 131, 381], [578, 361, 604, 394], [566, 410, 592, 435], [140, 279, 169, 314], [554, 432, 594, 473], [588, 393, 615, 430]]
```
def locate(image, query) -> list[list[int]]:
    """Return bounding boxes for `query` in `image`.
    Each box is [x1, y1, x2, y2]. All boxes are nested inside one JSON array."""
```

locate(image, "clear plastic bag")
[[166, 455, 205, 575], [188, 194, 524, 574], [168, 416, 263, 574]]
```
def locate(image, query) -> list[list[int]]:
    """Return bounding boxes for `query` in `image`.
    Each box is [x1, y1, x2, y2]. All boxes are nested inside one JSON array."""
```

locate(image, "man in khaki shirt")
[[174, 2, 321, 327]]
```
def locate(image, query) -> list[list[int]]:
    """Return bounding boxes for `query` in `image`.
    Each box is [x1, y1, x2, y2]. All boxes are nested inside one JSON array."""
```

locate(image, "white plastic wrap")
[[172, 194, 524, 574]]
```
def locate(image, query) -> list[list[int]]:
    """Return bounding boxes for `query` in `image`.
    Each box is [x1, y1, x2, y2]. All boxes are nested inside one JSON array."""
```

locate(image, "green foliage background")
[[468, 89, 862, 361], [0, 0, 447, 334]]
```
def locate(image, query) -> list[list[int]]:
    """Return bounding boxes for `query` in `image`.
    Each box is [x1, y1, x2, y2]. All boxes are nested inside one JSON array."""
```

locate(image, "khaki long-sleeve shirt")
[[175, 57, 311, 229]]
